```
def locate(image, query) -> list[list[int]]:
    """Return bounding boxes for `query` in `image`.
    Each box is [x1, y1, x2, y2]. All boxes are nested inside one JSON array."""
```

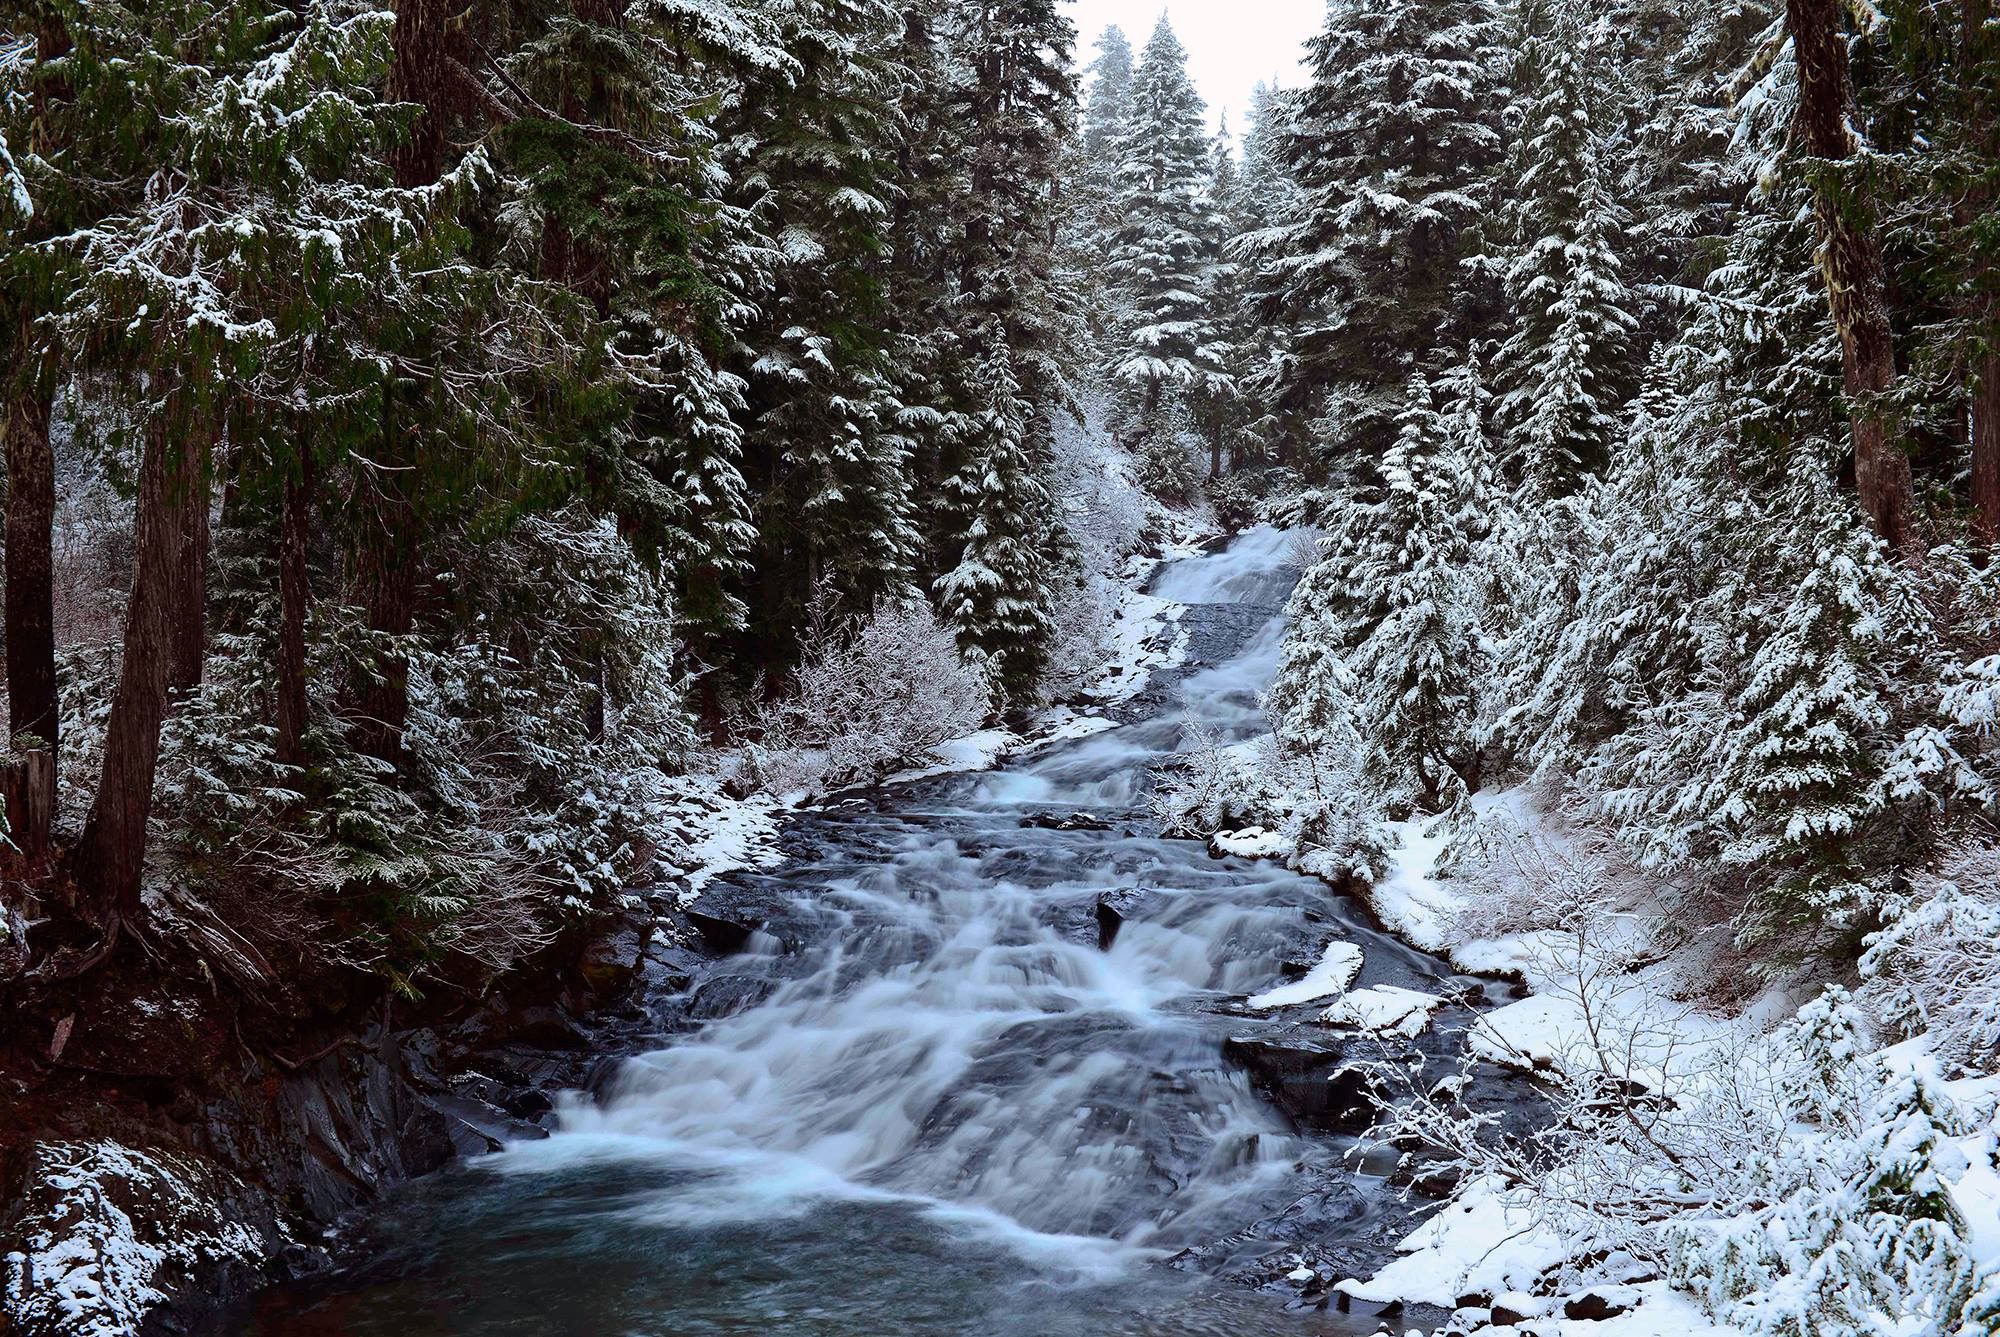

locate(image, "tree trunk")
[[342, 0, 449, 772], [275, 453, 314, 769], [1975, 342, 2000, 548], [1786, 0, 1919, 558], [3, 10, 71, 864], [166, 430, 210, 698], [74, 413, 203, 920], [389, 0, 450, 192], [1964, 0, 2000, 547], [344, 426, 418, 771], [5, 345, 58, 768]]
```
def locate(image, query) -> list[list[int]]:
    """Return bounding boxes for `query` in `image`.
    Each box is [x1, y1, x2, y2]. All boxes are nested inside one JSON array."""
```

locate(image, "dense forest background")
[[1, 0, 1997, 1014]]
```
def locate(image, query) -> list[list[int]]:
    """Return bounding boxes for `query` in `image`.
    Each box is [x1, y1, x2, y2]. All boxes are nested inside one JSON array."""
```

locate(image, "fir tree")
[[1079, 24, 1134, 168], [1345, 374, 1490, 812], [1487, 0, 1640, 495], [1260, 0, 1509, 460], [1102, 16, 1229, 445], [722, 0, 920, 653], [935, 331, 1058, 705]]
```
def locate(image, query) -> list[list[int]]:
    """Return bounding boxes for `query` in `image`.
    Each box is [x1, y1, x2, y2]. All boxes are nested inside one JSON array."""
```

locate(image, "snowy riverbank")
[[1200, 785, 2000, 1337]]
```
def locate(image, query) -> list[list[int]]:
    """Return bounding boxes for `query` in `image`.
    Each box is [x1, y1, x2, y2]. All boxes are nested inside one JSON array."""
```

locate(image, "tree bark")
[[1964, 0, 2000, 547], [1786, 0, 1920, 558], [166, 429, 210, 698], [344, 420, 418, 771], [74, 413, 204, 920], [275, 453, 314, 769], [342, 0, 450, 772], [5, 347, 58, 763], [4, 11, 70, 857]]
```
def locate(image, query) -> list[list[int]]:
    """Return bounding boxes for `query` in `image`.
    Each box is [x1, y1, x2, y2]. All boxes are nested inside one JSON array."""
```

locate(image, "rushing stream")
[[235, 528, 1489, 1337]]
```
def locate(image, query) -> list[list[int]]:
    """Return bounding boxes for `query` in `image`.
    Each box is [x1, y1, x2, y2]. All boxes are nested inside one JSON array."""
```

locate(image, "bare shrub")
[[739, 592, 988, 796], [1040, 572, 1115, 703]]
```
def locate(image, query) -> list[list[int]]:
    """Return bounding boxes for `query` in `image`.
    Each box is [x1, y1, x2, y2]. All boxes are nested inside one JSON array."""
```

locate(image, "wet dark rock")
[[681, 971, 779, 1020], [1020, 810, 1116, 831], [1247, 1168, 1370, 1242], [57, 975, 232, 1080], [1492, 1298, 1538, 1325], [1565, 1290, 1633, 1321], [684, 907, 759, 954], [578, 914, 650, 998], [1390, 1158, 1464, 1199], [502, 1006, 594, 1052], [1094, 887, 1160, 950], [683, 875, 820, 954], [1222, 1028, 1383, 1130]]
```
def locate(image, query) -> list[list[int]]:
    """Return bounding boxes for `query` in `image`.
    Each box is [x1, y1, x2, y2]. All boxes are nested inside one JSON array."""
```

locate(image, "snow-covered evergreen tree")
[[935, 331, 1060, 704], [1080, 24, 1135, 178], [1487, 0, 1641, 495], [1673, 992, 1983, 1337], [723, 0, 920, 644], [1259, 0, 1509, 459], [1101, 16, 1229, 445], [1345, 374, 1491, 812]]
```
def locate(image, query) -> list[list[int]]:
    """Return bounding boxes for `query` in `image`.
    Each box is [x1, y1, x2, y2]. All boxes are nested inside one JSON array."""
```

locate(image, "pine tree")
[[935, 331, 1058, 704], [1080, 24, 1134, 168], [1488, 0, 1640, 495], [37, 0, 459, 917], [1345, 374, 1490, 812], [1102, 16, 1229, 445], [722, 0, 920, 656], [1261, 0, 1509, 460], [1713, 464, 1903, 939], [944, 0, 1078, 408], [1228, 81, 1313, 474], [501, 0, 761, 646]]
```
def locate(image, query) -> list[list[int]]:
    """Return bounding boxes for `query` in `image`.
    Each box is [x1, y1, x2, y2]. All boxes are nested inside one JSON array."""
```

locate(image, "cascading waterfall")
[[236, 528, 1451, 1337]]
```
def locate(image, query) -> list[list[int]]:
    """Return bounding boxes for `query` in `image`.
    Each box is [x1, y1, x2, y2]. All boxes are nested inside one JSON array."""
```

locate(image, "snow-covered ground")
[[1206, 783, 2000, 1336]]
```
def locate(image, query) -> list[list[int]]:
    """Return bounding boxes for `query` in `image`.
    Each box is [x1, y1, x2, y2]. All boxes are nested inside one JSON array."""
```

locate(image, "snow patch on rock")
[[1247, 939, 1362, 1009]]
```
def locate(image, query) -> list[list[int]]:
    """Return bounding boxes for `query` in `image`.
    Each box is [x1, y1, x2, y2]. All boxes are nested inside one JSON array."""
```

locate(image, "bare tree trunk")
[[166, 430, 210, 698], [4, 348, 58, 778], [275, 453, 314, 769], [342, 0, 449, 773], [344, 425, 418, 771], [1786, 0, 1920, 558], [4, 12, 69, 859], [75, 413, 204, 920], [1964, 0, 2000, 548]]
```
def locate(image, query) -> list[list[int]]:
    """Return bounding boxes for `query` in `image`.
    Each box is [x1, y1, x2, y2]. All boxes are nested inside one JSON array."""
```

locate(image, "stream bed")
[[231, 529, 1515, 1337]]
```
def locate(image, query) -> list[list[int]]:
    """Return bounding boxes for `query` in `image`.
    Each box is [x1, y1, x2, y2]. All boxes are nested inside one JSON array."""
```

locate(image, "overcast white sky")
[[1068, 0, 1325, 134]]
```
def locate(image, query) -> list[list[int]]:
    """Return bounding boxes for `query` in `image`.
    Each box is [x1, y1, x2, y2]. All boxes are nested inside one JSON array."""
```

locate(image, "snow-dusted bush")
[[740, 593, 988, 796], [1375, 958, 1997, 1337], [1667, 995, 1987, 1337], [1153, 726, 1387, 881], [1861, 837, 2000, 1068], [1040, 572, 1115, 703]]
